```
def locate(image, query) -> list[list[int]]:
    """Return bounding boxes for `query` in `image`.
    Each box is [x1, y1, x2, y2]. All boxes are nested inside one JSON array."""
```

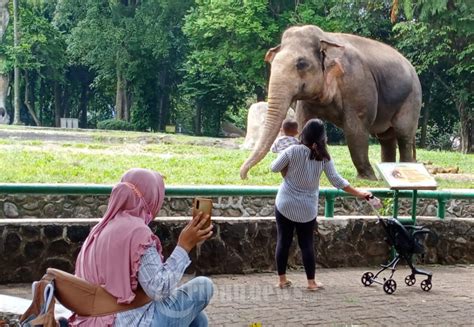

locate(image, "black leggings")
[[275, 208, 316, 280]]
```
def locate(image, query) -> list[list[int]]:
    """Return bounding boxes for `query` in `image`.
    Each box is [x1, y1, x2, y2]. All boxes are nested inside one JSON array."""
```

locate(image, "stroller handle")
[[365, 195, 383, 219]]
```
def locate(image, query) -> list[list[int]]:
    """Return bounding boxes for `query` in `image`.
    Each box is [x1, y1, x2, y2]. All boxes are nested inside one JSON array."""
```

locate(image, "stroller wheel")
[[383, 279, 397, 294], [405, 275, 416, 286], [421, 279, 432, 292], [361, 272, 374, 286]]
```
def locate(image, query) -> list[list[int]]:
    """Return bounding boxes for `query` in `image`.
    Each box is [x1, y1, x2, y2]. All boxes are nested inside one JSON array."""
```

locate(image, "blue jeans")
[[152, 276, 213, 327]]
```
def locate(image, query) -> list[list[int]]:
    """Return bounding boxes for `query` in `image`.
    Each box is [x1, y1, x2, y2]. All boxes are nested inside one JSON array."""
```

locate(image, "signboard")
[[376, 162, 437, 190]]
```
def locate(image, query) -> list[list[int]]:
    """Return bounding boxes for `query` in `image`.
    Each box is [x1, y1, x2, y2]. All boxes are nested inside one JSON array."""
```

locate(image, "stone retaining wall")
[[1, 194, 473, 219], [1, 217, 473, 283]]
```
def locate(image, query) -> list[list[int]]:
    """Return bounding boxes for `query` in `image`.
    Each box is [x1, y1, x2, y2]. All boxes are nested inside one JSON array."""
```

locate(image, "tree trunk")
[[115, 72, 123, 120], [54, 81, 62, 127], [39, 76, 44, 124], [0, 0, 9, 121], [123, 78, 129, 121], [419, 106, 430, 148], [0, 72, 8, 123], [157, 92, 164, 130], [195, 104, 202, 135], [23, 71, 40, 126], [13, 0, 22, 125], [79, 83, 88, 128], [458, 101, 473, 154], [62, 85, 70, 119], [115, 71, 125, 120], [0, 0, 9, 38], [419, 80, 432, 148], [157, 70, 169, 131]]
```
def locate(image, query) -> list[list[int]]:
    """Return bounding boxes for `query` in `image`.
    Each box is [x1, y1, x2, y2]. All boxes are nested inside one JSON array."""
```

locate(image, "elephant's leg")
[[376, 127, 397, 162], [344, 123, 377, 180], [380, 137, 397, 162], [393, 93, 421, 162], [397, 136, 416, 162]]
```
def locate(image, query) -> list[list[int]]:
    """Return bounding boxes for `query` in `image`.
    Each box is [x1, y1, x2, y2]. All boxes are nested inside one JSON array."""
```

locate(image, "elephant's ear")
[[319, 40, 345, 103], [319, 58, 344, 103], [264, 45, 281, 63], [320, 39, 345, 73], [325, 58, 344, 83]]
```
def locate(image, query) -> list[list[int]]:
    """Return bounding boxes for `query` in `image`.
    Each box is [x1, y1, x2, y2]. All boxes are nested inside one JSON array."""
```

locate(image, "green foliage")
[[224, 104, 248, 131], [393, 0, 473, 152], [290, 0, 393, 41], [180, 0, 278, 136], [1, 3, 66, 74], [97, 119, 134, 131], [379, 197, 394, 217], [416, 122, 456, 151]]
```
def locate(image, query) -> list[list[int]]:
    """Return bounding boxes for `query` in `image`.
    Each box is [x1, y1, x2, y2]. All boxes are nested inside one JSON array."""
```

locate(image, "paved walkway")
[[1, 265, 473, 326]]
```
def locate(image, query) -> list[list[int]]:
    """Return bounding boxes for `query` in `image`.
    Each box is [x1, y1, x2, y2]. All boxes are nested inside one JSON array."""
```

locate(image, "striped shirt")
[[271, 135, 300, 153], [115, 245, 191, 326], [270, 144, 350, 223]]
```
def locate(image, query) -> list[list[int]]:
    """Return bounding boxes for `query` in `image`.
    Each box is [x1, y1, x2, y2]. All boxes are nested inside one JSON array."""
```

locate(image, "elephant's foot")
[[356, 168, 378, 181]]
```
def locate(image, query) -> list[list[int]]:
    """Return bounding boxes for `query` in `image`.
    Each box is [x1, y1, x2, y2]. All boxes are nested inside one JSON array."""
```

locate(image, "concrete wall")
[[1, 195, 473, 219], [1, 217, 473, 283]]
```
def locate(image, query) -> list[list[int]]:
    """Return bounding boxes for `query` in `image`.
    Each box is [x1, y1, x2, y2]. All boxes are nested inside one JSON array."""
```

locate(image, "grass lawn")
[[0, 127, 472, 189]]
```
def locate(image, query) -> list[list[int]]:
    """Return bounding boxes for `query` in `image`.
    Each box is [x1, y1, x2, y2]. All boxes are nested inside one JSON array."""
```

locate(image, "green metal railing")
[[0, 184, 473, 220]]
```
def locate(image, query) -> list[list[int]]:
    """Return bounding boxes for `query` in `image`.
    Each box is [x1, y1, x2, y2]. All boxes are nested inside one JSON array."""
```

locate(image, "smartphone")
[[192, 197, 212, 229]]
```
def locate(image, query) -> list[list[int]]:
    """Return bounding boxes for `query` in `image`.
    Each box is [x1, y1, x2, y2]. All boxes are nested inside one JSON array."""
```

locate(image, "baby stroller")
[[361, 197, 435, 295]]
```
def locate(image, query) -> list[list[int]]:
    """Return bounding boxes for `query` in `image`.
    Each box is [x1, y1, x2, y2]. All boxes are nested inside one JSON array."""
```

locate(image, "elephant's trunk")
[[240, 84, 293, 179]]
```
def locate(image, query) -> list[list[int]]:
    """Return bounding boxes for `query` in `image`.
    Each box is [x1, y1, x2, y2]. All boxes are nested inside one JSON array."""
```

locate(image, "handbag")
[[20, 273, 58, 327], [20, 268, 152, 326]]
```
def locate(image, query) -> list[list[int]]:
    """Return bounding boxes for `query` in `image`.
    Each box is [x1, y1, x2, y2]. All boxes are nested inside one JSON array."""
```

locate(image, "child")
[[271, 118, 300, 153], [270, 119, 371, 291]]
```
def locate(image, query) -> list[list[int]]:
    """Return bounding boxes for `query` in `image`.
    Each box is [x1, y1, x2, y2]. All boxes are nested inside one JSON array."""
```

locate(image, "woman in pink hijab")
[[71, 168, 214, 327]]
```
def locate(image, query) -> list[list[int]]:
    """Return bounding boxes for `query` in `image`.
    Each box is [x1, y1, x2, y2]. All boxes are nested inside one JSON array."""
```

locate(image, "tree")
[[0, 0, 9, 122], [1, 0, 68, 127], [181, 0, 278, 136], [12, 0, 20, 124], [392, 0, 473, 153], [64, 0, 193, 131]]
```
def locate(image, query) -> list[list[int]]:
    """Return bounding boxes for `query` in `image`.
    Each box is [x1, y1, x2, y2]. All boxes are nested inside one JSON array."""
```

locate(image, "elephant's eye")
[[296, 58, 309, 70]]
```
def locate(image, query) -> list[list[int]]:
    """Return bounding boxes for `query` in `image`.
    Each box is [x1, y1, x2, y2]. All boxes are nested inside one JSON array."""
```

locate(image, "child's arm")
[[270, 150, 290, 173], [271, 139, 279, 153]]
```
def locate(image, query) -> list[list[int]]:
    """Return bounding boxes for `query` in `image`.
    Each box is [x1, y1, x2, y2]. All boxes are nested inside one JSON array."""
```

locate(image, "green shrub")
[[416, 123, 456, 151], [97, 119, 135, 131]]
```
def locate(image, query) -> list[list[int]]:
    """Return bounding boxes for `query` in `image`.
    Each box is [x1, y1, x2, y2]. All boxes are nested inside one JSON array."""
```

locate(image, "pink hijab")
[[71, 168, 165, 326]]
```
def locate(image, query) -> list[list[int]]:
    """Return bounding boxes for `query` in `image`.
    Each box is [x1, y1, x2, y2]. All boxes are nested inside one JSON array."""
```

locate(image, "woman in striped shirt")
[[270, 119, 371, 291]]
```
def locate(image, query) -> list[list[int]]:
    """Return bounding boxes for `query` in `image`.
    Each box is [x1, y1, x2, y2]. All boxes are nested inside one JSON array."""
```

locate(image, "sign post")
[[376, 163, 437, 223]]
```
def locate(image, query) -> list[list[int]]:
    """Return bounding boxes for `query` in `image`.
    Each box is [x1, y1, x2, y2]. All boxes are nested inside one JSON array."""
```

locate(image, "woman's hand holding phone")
[[192, 198, 212, 229], [177, 212, 213, 253]]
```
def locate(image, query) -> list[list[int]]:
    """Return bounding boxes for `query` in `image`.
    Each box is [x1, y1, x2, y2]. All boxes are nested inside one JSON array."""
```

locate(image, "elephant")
[[241, 101, 295, 150], [240, 25, 421, 180]]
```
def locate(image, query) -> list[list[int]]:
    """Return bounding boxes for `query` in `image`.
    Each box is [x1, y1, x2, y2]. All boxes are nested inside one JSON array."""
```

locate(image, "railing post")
[[392, 190, 399, 219], [437, 195, 448, 219], [325, 193, 335, 218], [411, 190, 417, 224]]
